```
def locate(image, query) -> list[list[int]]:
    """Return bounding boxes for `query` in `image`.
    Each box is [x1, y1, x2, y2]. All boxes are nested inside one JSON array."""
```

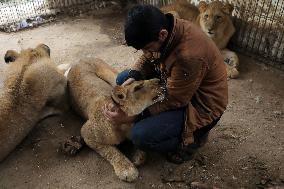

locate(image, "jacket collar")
[[160, 14, 184, 72]]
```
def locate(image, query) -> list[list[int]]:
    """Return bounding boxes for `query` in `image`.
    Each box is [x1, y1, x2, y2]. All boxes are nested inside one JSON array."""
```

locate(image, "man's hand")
[[102, 78, 136, 125], [102, 103, 136, 125]]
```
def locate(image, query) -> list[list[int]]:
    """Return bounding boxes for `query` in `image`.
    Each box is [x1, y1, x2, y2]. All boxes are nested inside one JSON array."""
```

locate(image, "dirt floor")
[[0, 13, 283, 189]]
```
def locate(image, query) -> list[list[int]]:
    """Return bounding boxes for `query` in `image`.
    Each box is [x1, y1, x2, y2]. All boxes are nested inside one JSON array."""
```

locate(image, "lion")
[[67, 58, 164, 182], [160, 0, 199, 22], [0, 44, 68, 162], [161, 0, 239, 79]]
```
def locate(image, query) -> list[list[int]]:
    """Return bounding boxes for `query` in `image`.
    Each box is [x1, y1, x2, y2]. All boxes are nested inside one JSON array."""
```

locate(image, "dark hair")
[[124, 5, 167, 50]]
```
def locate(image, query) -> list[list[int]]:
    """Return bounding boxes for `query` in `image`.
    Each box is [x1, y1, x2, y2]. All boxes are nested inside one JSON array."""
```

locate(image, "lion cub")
[[161, 0, 239, 79], [67, 59, 164, 182], [0, 44, 68, 162]]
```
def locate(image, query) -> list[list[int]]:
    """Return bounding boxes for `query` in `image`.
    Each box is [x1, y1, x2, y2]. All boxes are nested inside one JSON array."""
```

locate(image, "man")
[[103, 5, 228, 163]]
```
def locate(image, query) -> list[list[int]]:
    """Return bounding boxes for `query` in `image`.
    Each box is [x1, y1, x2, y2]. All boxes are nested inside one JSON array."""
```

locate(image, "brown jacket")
[[132, 16, 228, 145]]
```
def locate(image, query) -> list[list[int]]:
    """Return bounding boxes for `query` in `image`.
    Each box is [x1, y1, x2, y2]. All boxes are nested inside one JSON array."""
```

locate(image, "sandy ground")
[[0, 13, 283, 189]]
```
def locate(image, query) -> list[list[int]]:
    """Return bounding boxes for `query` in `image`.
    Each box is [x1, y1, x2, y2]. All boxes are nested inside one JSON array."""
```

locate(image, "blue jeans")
[[130, 108, 185, 153], [117, 70, 184, 153], [117, 70, 220, 153]]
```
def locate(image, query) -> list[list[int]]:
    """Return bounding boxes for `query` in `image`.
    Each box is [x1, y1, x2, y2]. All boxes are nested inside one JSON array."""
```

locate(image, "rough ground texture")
[[0, 13, 283, 189]]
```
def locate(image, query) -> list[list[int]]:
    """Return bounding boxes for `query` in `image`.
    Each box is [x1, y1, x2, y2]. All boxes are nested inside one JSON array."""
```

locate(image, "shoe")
[[166, 144, 198, 164], [166, 131, 210, 164]]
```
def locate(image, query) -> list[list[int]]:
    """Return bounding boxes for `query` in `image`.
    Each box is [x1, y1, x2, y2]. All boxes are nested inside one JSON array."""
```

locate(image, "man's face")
[[141, 29, 168, 58], [142, 41, 162, 59]]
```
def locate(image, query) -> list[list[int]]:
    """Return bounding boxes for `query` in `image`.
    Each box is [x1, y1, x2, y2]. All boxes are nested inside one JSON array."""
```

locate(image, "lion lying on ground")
[[67, 58, 164, 182], [0, 44, 68, 162], [161, 0, 239, 79]]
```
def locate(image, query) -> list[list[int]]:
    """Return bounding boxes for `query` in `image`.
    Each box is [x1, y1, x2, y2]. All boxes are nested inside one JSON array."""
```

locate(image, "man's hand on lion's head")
[[102, 103, 136, 126]]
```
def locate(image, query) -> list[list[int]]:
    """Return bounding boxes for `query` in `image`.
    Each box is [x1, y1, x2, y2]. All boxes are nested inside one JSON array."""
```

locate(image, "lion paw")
[[114, 163, 139, 182], [222, 49, 239, 79], [132, 150, 146, 166], [59, 136, 85, 156], [227, 67, 239, 79]]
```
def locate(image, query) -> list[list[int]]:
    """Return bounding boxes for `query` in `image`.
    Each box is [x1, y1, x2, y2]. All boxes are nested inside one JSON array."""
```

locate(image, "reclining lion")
[[161, 0, 239, 79], [67, 58, 164, 182], [0, 44, 68, 162]]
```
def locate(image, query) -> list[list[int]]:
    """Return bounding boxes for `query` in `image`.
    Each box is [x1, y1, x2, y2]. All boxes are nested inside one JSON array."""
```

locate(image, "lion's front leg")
[[81, 120, 139, 182], [222, 49, 240, 79], [94, 143, 139, 182]]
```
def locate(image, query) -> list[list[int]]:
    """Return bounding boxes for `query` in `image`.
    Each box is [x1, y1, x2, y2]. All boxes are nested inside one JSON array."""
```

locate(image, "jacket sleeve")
[[148, 57, 208, 115], [131, 54, 149, 71], [130, 53, 158, 80]]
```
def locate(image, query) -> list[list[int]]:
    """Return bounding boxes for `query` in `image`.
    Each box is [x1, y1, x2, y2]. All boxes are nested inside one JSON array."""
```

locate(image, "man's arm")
[[101, 53, 157, 125], [128, 52, 158, 80], [148, 57, 207, 115], [102, 103, 137, 125]]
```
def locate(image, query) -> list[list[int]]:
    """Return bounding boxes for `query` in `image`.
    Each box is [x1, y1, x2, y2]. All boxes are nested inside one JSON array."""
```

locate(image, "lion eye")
[[216, 15, 222, 20], [204, 14, 209, 19], [117, 94, 124, 99]]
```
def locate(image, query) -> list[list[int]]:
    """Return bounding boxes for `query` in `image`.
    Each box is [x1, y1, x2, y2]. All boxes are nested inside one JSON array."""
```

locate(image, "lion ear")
[[111, 86, 127, 105], [36, 44, 51, 57], [4, 50, 19, 63], [222, 3, 234, 15], [198, 1, 208, 13]]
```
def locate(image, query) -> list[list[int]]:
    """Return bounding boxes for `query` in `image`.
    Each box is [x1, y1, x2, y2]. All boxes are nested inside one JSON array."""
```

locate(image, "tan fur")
[[161, 0, 239, 79], [197, 1, 235, 49], [67, 58, 164, 182], [0, 44, 68, 162], [160, 0, 199, 22], [222, 49, 239, 79]]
